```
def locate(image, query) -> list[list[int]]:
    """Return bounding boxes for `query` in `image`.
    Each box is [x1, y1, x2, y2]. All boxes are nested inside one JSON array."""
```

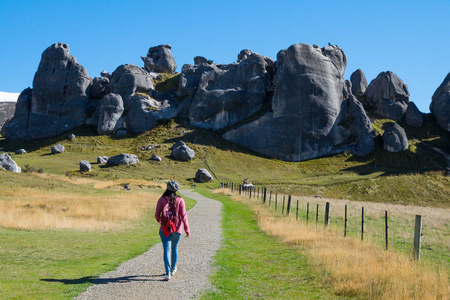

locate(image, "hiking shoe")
[[163, 273, 171, 281], [170, 267, 177, 276]]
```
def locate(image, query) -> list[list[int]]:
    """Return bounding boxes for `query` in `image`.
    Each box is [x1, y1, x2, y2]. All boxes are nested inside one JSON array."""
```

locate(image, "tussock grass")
[[215, 188, 449, 300], [0, 175, 160, 230]]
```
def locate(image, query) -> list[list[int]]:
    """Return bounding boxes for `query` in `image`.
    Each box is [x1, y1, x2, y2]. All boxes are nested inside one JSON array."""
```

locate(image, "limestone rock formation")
[[141, 44, 177, 74], [97, 93, 124, 135], [345, 95, 375, 156], [0, 102, 16, 126], [1, 88, 32, 141], [383, 123, 408, 152], [364, 71, 409, 120], [106, 153, 139, 166], [0, 153, 21, 173], [350, 69, 368, 97], [79, 160, 91, 172], [223, 43, 348, 161], [195, 168, 214, 182], [405, 102, 423, 128], [106, 64, 153, 102], [91, 76, 110, 99], [51, 144, 65, 154], [430, 72, 450, 131], [184, 50, 270, 130]]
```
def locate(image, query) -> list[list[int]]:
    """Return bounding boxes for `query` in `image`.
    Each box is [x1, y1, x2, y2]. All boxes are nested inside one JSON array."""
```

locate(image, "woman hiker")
[[155, 180, 190, 281]]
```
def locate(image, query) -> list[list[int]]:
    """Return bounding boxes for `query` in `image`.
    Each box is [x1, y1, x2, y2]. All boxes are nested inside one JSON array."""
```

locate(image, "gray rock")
[[405, 102, 423, 128], [1, 88, 32, 141], [29, 43, 91, 140], [15, 149, 26, 154], [383, 123, 408, 152], [124, 95, 180, 133], [194, 56, 208, 65], [100, 70, 112, 79], [91, 76, 110, 99], [223, 43, 348, 161], [430, 72, 450, 131], [68, 134, 76, 140], [97, 156, 109, 164], [364, 71, 409, 120], [115, 128, 128, 136], [51, 144, 65, 154], [343, 80, 352, 99], [106, 64, 153, 99], [79, 160, 91, 172], [150, 154, 162, 161], [195, 168, 214, 182], [187, 51, 270, 130], [350, 69, 368, 97], [141, 44, 177, 73], [171, 144, 195, 161], [106, 153, 139, 166], [170, 140, 186, 150], [346, 95, 375, 156], [97, 93, 124, 135], [0, 101, 16, 127], [0, 153, 21, 173]]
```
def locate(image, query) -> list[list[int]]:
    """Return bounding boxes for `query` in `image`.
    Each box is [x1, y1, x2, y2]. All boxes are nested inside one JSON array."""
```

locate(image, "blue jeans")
[[159, 230, 181, 275]]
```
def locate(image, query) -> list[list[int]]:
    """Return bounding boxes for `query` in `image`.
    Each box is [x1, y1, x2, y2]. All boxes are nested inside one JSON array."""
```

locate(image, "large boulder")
[[29, 43, 91, 140], [1, 88, 32, 141], [186, 50, 270, 130], [106, 153, 139, 166], [430, 72, 450, 131], [195, 168, 214, 182], [171, 144, 195, 161], [405, 101, 423, 128], [79, 160, 91, 172], [106, 64, 153, 101], [124, 95, 180, 133], [345, 95, 375, 156], [141, 44, 177, 74], [350, 69, 368, 97], [90, 76, 110, 99], [364, 71, 409, 120], [0, 153, 21, 173], [383, 123, 408, 152], [51, 144, 65, 154], [223, 43, 348, 161], [97, 93, 124, 135]]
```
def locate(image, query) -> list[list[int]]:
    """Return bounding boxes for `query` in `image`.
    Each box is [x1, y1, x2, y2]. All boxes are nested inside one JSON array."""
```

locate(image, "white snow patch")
[[0, 92, 20, 102]]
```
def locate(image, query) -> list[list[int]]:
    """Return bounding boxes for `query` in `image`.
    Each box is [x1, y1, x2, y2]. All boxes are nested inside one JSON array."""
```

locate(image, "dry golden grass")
[[0, 178, 161, 230], [215, 188, 449, 300]]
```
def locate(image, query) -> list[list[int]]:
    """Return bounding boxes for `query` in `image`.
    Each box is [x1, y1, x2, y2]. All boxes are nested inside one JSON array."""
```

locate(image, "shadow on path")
[[41, 274, 165, 285]]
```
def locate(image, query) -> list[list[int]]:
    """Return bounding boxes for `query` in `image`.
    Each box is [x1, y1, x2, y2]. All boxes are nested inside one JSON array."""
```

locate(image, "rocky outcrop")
[[106, 153, 139, 166], [141, 44, 177, 74], [405, 102, 423, 128], [430, 72, 450, 131], [91, 76, 110, 99], [106, 64, 153, 102], [345, 95, 375, 156], [383, 123, 408, 152], [181, 50, 270, 130], [0, 153, 21, 173], [0, 102, 16, 126], [223, 43, 348, 161], [364, 71, 409, 120], [350, 69, 368, 97], [97, 93, 124, 135], [195, 168, 214, 182], [1, 88, 32, 141]]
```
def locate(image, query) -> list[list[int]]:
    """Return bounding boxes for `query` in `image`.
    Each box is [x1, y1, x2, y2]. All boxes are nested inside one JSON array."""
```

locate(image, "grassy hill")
[[1, 110, 448, 208]]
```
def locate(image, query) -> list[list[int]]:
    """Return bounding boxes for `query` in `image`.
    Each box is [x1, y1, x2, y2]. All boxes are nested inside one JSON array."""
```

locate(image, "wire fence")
[[219, 182, 450, 269]]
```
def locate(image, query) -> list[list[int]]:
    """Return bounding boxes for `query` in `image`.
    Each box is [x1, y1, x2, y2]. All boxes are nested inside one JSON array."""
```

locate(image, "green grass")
[[197, 189, 350, 299]]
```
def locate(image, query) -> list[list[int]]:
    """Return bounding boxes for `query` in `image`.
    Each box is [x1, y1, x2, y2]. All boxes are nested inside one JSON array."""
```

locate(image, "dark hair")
[[162, 189, 176, 198]]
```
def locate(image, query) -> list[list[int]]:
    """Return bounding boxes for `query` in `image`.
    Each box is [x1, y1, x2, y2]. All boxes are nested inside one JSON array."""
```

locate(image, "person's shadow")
[[41, 274, 166, 284]]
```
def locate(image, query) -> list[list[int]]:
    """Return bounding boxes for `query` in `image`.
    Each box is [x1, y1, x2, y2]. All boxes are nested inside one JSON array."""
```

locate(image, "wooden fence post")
[[306, 202, 309, 224], [316, 204, 319, 226], [324, 202, 330, 229], [275, 193, 277, 211], [344, 204, 348, 237], [296, 200, 299, 221], [413, 215, 422, 260], [282, 196, 285, 215], [263, 188, 267, 203], [385, 210, 389, 250], [361, 207, 365, 241], [287, 195, 292, 216]]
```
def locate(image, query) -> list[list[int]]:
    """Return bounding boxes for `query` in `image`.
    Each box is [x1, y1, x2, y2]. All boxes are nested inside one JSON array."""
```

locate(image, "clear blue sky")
[[0, 0, 449, 113]]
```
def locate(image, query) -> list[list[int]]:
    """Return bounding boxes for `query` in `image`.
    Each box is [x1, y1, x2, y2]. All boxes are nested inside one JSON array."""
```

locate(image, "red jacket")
[[155, 196, 190, 235]]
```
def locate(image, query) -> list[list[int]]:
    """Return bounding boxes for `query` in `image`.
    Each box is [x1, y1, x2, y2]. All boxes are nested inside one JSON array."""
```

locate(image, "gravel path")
[[75, 190, 222, 300]]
